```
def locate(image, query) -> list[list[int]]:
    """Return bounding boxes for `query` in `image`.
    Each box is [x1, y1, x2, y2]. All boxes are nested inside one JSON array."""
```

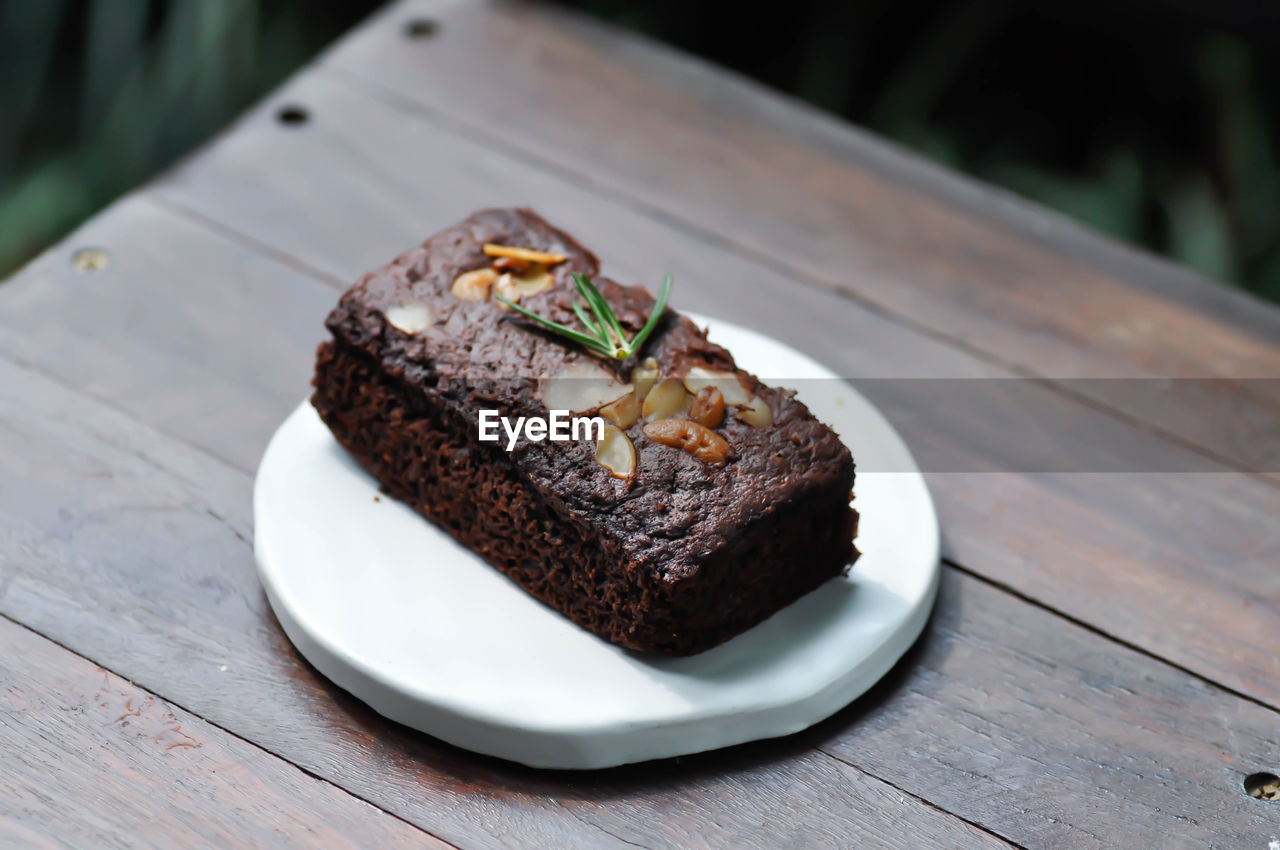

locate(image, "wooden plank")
[[833, 571, 1280, 847], [0, 617, 445, 849], [0, 354, 1007, 850], [129, 74, 1280, 707], [0, 349, 1273, 844], [321, 0, 1280, 477]]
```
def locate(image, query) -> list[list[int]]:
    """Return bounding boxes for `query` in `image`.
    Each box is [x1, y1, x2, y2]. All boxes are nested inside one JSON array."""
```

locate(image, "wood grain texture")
[[0, 345, 1274, 845], [0, 353, 1006, 849], [323, 0, 1280, 477], [0, 616, 445, 849], [132, 73, 1280, 708]]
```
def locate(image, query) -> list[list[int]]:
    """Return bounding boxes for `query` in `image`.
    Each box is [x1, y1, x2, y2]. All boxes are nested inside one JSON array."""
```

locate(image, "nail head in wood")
[[71, 248, 111, 272]]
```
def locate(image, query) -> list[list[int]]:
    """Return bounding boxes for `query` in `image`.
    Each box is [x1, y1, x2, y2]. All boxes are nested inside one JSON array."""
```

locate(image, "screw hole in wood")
[[1244, 772, 1279, 800], [404, 18, 439, 39], [276, 105, 309, 127]]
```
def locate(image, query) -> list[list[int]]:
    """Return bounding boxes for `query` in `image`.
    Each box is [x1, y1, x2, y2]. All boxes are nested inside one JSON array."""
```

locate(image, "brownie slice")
[[312, 208, 857, 656]]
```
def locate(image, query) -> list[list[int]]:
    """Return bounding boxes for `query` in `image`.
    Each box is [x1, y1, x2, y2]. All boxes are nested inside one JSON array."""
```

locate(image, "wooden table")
[[3, 1, 1278, 846]]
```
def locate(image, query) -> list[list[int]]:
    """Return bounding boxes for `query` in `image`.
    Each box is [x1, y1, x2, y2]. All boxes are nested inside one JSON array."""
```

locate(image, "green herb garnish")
[[495, 272, 673, 361]]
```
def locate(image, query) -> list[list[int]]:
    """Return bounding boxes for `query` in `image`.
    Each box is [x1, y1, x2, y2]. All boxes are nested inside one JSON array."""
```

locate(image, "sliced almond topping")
[[641, 377, 691, 422], [736, 395, 774, 428], [543, 362, 632, 414], [492, 267, 552, 309], [483, 243, 568, 266], [492, 273, 520, 309], [384, 302, 433, 334], [451, 267, 498, 302], [631, 357, 660, 401], [595, 425, 636, 478], [600, 390, 640, 429], [682, 365, 750, 406], [512, 268, 554, 297]]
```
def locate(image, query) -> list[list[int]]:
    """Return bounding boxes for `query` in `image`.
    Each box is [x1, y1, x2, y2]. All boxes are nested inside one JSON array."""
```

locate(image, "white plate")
[[254, 314, 939, 769]]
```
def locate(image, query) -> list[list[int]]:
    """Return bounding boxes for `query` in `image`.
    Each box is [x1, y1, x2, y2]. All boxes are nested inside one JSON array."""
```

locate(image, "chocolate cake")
[[311, 208, 857, 656]]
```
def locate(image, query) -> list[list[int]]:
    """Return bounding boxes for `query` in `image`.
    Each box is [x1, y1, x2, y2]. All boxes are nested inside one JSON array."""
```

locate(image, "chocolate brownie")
[[311, 208, 857, 656]]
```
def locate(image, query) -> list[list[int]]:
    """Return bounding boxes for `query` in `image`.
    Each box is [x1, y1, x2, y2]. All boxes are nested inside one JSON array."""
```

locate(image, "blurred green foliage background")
[[2, 0, 1278, 301], [0, 0, 371, 278]]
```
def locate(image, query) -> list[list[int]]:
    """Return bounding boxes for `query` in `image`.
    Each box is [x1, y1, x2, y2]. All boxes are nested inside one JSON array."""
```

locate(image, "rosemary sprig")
[[495, 272, 673, 360]]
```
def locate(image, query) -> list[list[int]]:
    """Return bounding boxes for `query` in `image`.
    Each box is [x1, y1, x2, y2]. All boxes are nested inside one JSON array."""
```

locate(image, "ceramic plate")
[[254, 314, 939, 769]]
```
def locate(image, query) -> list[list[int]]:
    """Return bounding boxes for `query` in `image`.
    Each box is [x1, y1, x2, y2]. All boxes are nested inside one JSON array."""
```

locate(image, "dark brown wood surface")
[[0, 614, 447, 849], [0, 1, 1277, 846]]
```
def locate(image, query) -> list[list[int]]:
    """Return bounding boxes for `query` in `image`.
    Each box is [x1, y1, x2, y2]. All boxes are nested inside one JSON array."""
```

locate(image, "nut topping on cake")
[[510, 268, 554, 297], [642, 377, 691, 422], [483, 243, 568, 266], [736, 395, 774, 428], [644, 419, 731, 466], [600, 390, 641, 429], [384, 302, 434, 334], [631, 357, 660, 400], [492, 273, 520, 308], [543, 362, 632, 413], [689, 386, 726, 429], [595, 425, 637, 478], [451, 267, 498, 301], [490, 266, 555, 310], [682, 366, 750, 406], [492, 255, 531, 273]]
